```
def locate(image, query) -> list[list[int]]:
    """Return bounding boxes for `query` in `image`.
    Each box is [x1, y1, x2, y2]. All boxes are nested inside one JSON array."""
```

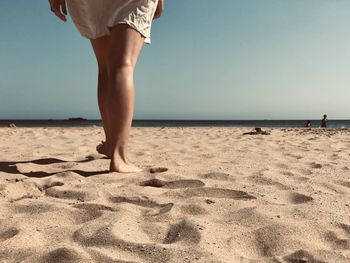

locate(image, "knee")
[[108, 57, 134, 77]]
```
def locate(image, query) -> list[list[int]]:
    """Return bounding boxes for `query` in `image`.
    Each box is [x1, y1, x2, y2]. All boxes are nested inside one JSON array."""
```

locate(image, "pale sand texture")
[[0, 127, 350, 262]]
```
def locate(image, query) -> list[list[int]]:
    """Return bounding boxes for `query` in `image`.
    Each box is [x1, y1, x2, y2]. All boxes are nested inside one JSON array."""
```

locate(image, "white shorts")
[[67, 0, 158, 44]]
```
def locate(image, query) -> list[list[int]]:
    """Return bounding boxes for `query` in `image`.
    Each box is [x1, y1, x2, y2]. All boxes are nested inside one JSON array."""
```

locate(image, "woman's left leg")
[[91, 36, 112, 157]]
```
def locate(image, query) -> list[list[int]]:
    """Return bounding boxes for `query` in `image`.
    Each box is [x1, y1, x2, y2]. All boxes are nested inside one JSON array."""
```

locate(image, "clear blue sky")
[[1, 0, 350, 120]]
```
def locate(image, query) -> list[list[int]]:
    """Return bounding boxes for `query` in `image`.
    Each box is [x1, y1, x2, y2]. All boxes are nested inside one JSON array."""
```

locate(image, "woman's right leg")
[[107, 24, 145, 173], [91, 36, 112, 157]]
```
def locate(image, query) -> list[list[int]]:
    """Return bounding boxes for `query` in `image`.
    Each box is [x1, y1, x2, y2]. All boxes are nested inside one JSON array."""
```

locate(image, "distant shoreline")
[[1, 119, 350, 128]]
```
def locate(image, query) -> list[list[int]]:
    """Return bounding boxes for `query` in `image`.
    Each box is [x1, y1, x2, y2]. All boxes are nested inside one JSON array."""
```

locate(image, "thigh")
[[108, 24, 145, 69]]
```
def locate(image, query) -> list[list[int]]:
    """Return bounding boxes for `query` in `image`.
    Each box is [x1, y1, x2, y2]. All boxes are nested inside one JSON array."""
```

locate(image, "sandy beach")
[[0, 127, 349, 262]]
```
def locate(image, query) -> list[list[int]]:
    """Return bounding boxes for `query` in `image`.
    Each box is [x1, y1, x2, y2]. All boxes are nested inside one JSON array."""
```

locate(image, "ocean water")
[[1, 120, 350, 128]]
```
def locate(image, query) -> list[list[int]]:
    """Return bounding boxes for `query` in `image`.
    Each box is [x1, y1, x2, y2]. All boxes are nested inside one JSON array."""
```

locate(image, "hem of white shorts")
[[114, 21, 151, 44], [78, 23, 151, 44]]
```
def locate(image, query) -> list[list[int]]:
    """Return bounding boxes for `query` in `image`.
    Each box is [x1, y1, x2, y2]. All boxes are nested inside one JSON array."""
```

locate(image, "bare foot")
[[96, 141, 111, 158], [110, 159, 143, 173]]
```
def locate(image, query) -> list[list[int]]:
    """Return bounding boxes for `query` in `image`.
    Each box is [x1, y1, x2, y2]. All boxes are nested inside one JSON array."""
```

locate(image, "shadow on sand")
[[0, 156, 109, 178]]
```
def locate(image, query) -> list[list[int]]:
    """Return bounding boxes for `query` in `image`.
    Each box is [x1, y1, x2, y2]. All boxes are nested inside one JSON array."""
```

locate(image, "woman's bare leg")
[[107, 24, 144, 173], [91, 36, 112, 157]]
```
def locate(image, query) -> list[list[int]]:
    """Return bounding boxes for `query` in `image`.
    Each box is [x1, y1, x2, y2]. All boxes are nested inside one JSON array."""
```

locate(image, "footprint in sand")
[[73, 225, 172, 263], [163, 219, 201, 245], [226, 207, 270, 227], [40, 247, 91, 263], [340, 223, 350, 237], [180, 204, 207, 216], [295, 176, 310, 182], [87, 249, 140, 263], [175, 187, 256, 200], [274, 163, 289, 169], [70, 209, 105, 225], [300, 169, 313, 176], [336, 181, 350, 188], [289, 192, 314, 204], [13, 202, 54, 214], [322, 223, 350, 251], [324, 231, 350, 250], [284, 250, 325, 263], [251, 223, 313, 258], [0, 227, 19, 242], [110, 196, 173, 216], [38, 181, 64, 191], [281, 171, 295, 177], [45, 187, 98, 202], [70, 203, 117, 224], [149, 167, 168, 174], [198, 172, 235, 182], [248, 175, 290, 191], [310, 162, 322, 169], [73, 203, 115, 212], [54, 171, 84, 181], [140, 178, 205, 189]]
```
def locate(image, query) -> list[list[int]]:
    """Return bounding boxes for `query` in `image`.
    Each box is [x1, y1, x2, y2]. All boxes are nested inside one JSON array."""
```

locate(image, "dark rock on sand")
[[243, 127, 270, 135], [64, 117, 87, 122]]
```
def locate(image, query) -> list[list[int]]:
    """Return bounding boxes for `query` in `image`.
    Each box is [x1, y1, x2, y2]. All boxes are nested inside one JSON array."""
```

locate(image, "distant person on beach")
[[304, 120, 312, 127], [321, 114, 328, 128], [48, 0, 164, 173]]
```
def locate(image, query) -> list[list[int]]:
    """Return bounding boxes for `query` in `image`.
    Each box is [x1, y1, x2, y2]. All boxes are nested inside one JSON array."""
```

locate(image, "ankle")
[[112, 150, 128, 163]]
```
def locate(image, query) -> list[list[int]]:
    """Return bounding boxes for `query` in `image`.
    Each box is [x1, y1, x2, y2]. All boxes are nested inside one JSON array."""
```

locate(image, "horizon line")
[[1, 119, 350, 122]]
